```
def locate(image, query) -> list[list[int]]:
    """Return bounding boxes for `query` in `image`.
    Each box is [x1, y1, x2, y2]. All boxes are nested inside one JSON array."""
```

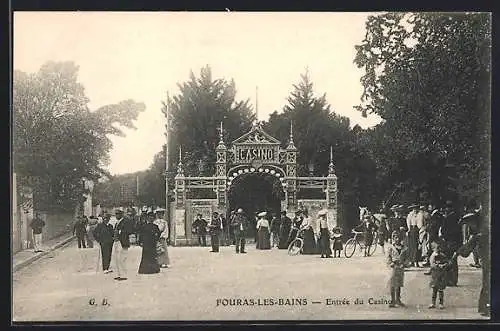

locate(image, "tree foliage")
[[13, 61, 145, 211], [354, 13, 491, 205], [262, 71, 379, 224], [262, 71, 352, 175], [164, 65, 255, 177]]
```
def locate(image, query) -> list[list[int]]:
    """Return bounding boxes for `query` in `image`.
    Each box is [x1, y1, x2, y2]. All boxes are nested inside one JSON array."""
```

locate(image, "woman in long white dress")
[[153, 208, 170, 268]]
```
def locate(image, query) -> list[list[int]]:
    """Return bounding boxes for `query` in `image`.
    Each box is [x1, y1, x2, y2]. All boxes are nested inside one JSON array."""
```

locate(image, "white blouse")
[[301, 217, 312, 229], [154, 218, 168, 238], [256, 218, 270, 228]]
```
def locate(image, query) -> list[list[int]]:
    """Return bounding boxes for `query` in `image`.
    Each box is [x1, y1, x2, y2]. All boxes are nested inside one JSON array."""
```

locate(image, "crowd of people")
[[67, 198, 488, 316], [367, 200, 488, 315], [190, 201, 488, 316], [72, 207, 170, 280]]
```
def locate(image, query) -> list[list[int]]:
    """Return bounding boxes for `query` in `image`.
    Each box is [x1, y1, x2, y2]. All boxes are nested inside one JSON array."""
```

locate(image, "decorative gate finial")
[[287, 120, 296, 150], [219, 121, 224, 142], [176, 145, 184, 177], [328, 145, 335, 175], [216, 121, 227, 150]]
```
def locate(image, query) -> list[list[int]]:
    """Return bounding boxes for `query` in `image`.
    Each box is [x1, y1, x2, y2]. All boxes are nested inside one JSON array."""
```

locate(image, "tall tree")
[[162, 65, 255, 177], [262, 70, 352, 176], [262, 71, 377, 227], [13, 61, 145, 211], [354, 13, 491, 205]]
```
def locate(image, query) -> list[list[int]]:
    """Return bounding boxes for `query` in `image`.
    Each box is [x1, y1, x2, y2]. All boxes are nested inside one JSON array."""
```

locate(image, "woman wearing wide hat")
[[138, 211, 161, 274], [256, 211, 271, 250], [300, 209, 318, 255], [406, 204, 422, 267], [154, 208, 170, 268]]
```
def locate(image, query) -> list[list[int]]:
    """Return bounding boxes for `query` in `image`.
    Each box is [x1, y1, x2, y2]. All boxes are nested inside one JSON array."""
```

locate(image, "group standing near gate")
[[65, 197, 488, 317], [72, 207, 171, 281]]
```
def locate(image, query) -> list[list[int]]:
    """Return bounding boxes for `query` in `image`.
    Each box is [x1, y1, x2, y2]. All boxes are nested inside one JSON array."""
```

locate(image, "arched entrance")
[[170, 122, 338, 246], [228, 173, 285, 240]]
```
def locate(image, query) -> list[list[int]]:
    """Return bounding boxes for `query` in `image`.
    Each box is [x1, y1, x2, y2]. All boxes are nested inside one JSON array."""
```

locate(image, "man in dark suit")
[[278, 211, 292, 249], [440, 200, 462, 286], [112, 208, 133, 281], [30, 213, 46, 253], [231, 208, 248, 254], [208, 212, 222, 252], [424, 204, 444, 274], [192, 213, 208, 246], [93, 213, 114, 273], [73, 216, 87, 249]]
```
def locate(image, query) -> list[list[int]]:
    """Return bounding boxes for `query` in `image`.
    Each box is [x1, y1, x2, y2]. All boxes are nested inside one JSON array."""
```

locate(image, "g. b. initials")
[[89, 298, 110, 306]]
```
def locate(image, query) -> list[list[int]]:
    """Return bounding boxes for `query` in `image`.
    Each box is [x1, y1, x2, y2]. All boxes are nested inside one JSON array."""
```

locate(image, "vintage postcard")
[[11, 11, 491, 322]]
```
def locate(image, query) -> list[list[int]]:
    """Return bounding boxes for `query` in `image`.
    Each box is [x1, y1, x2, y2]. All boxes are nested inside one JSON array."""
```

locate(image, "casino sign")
[[170, 122, 338, 246]]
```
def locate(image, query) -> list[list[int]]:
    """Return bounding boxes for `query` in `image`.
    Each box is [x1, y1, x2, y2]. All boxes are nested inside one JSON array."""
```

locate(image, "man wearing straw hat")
[[112, 208, 133, 281], [208, 212, 222, 252], [231, 208, 248, 254], [316, 209, 332, 258], [93, 213, 114, 274], [387, 205, 406, 244]]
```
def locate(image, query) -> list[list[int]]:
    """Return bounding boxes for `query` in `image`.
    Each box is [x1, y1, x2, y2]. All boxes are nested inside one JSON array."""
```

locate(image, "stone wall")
[[38, 211, 75, 241]]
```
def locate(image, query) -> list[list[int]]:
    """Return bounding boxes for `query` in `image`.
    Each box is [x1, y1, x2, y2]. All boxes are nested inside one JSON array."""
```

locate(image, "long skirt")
[[278, 225, 291, 249], [287, 228, 298, 247], [319, 228, 332, 256], [387, 265, 405, 289], [138, 246, 160, 274], [157, 238, 170, 266], [407, 226, 419, 263], [430, 267, 447, 290], [332, 237, 343, 251], [445, 241, 459, 286], [256, 227, 271, 250], [301, 228, 317, 254]]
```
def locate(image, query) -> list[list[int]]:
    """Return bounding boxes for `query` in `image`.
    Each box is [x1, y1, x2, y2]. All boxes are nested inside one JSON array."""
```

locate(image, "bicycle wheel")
[[288, 238, 303, 256], [344, 238, 357, 258]]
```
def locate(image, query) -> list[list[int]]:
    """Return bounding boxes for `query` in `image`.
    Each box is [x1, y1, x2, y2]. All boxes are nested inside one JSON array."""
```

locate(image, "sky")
[[13, 12, 382, 175]]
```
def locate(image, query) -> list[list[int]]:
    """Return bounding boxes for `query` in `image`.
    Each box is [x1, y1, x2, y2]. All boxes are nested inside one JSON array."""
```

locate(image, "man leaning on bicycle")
[[354, 214, 378, 257]]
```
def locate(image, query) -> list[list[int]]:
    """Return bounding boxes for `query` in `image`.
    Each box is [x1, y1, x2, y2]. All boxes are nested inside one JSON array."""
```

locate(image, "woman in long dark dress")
[[278, 211, 292, 249], [138, 214, 161, 274], [287, 211, 303, 247], [256, 212, 271, 250], [300, 209, 318, 255]]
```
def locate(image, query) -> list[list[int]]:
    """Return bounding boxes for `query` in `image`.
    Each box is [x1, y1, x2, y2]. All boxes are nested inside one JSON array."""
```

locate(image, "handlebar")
[[352, 230, 364, 234]]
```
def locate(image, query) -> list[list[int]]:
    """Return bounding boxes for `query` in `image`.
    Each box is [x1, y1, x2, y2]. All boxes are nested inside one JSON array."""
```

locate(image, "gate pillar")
[[174, 147, 187, 244], [326, 147, 338, 227], [286, 121, 298, 211], [215, 122, 227, 209]]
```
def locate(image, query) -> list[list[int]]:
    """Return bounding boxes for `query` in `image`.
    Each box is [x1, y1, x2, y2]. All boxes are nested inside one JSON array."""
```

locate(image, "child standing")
[[331, 227, 343, 257], [428, 241, 452, 309], [386, 231, 408, 308]]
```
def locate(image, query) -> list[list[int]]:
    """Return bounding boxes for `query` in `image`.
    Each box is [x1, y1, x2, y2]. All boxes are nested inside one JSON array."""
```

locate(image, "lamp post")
[[165, 93, 171, 231]]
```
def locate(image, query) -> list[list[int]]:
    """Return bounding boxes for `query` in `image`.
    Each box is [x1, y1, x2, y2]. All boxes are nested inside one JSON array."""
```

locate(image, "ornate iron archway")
[[171, 122, 338, 246]]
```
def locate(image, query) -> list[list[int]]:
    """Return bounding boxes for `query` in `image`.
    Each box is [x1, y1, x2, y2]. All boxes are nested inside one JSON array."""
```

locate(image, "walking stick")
[[96, 244, 101, 274]]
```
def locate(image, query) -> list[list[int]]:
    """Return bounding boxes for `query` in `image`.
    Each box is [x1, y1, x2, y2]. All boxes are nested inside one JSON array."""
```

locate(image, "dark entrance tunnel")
[[228, 173, 285, 240]]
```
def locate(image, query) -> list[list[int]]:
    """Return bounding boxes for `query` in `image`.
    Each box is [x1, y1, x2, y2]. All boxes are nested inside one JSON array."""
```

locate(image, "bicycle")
[[287, 226, 306, 256], [344, 229, 378, 258]]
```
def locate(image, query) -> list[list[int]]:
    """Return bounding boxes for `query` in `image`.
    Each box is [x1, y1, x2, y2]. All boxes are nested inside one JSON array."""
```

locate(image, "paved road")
[[12, 241, 487, 321]]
